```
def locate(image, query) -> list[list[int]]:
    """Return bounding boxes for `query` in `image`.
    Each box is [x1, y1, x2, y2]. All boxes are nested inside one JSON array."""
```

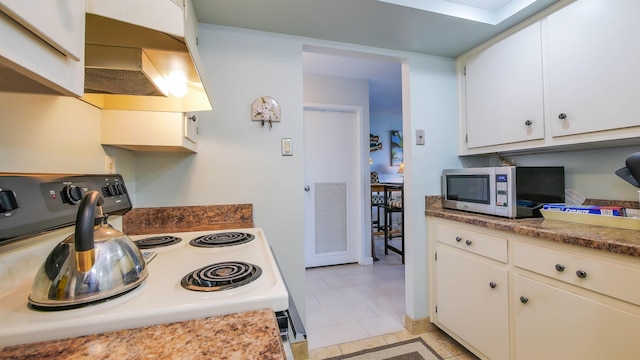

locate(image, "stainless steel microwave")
[[442, 166, 565, 218]]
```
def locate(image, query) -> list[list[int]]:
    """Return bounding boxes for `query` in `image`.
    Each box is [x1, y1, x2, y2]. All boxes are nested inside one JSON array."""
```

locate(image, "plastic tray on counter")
[[540, 209, 640, 231]]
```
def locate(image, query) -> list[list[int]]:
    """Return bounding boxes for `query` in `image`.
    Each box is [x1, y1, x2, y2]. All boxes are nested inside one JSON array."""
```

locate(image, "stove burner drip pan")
[[29, 285, 141, 312], [181, 261, 262, 292], [134, 236, 182, 249], [189, 232, 255, 248]]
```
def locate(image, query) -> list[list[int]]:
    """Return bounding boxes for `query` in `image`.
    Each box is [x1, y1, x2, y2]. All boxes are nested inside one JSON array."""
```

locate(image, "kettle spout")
[[75, 191, 104, 272]]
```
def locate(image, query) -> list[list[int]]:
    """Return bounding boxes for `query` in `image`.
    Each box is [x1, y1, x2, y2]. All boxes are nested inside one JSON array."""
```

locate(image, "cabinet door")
[[184, 113, 198, 144], [514, 274, 640, 360], [465, 22, 544, 149], [436, 245, 509, 360], [0, 0, 84, 61], [0, 0, 85, 96], [547, 0, 640, 137]]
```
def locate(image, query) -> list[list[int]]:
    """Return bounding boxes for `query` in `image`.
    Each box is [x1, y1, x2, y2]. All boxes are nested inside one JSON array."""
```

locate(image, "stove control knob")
[[62, 185, 85, 205], [0, 190, 19, 212]]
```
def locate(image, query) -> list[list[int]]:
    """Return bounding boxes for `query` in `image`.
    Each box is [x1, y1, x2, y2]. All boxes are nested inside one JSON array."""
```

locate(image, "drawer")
[[513, 242, 640, 306], [433, 221, 507, 263]]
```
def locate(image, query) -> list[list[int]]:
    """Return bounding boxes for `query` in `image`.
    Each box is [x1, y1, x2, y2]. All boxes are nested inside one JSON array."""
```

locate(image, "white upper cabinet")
[[458, 0, 640, 155], [465, 22, 544, 149], [101, 110, 198, 153], [547, 0, 640, 137], [0, 0, 85, 96]]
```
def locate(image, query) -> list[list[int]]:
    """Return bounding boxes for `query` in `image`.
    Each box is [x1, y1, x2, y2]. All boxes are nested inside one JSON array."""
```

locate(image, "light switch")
[[281, 138, 293, 156], [416, 129, 425, 145]]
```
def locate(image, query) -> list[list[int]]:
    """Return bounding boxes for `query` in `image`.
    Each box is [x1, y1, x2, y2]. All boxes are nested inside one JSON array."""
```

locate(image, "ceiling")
[[190, 0, 561, 112], [190, 0, 560, 58]]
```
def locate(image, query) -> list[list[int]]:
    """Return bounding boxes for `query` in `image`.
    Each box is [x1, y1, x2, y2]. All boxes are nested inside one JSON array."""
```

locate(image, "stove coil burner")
[[134, 236, 182, 249], [189, 232, 255, 248], [181, 261, 262, 292]]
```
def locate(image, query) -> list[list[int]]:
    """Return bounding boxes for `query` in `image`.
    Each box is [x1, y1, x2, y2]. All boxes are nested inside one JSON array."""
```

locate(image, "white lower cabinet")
[[435, 245, 509, 360], [428, 217, 640, 359], [431, 218, 509, 359], [513, 274, 640, 360]]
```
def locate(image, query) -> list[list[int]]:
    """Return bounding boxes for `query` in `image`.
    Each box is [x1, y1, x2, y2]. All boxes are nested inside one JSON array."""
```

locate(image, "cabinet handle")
[[558, 113, 567, 120], [520, 296, 529, 304], [455, 236, 462, 242], [465, 239, 472, 246], [555, 264, 565, 272], [489, 282, 497, 289], [576, 270, 588, 279], [525, 120, 533, 126]]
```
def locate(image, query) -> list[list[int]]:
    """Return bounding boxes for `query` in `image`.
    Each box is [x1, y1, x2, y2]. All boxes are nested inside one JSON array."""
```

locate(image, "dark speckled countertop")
[[0, 309, 285, 360], [425, 196, 640, 258]]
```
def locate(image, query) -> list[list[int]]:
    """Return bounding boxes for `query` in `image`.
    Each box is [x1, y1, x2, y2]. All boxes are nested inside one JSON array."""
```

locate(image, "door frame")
[[303, 102, 372, 266]]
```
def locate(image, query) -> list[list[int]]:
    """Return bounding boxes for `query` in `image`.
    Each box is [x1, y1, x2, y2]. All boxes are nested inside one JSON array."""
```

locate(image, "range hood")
[[82, 0, 213, 112], [85, 44, 167, 97]]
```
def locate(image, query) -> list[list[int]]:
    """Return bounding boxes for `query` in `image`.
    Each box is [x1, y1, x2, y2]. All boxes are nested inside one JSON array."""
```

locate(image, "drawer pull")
[[489, 282, 497, 289], [465, 240, 473, 246], [520, 296, 529, 304], [455, 236, 462, 242], [576, 270, 588, 279], [555, 264, 565, 272]]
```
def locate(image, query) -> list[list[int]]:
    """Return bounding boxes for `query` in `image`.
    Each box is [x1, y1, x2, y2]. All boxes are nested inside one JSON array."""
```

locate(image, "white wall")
[[303, 73, 369, 114], [0, 93, 135, 179], [460, 145, 640, 202], [511, 146, 640, 201], [133, 25, 307, 323], [402, 57, 460, 321]]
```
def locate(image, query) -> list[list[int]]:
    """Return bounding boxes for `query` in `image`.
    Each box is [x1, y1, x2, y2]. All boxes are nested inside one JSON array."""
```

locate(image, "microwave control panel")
[[495, 174, 508, 207]]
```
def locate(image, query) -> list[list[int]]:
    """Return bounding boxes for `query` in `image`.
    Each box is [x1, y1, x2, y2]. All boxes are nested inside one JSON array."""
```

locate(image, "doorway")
[[302, 47, 408, 349], [302, 48, 404, 268]]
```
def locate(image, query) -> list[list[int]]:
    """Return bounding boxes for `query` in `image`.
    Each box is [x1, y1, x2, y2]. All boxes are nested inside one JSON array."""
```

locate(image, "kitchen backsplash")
[[123, 204, 253, 235]]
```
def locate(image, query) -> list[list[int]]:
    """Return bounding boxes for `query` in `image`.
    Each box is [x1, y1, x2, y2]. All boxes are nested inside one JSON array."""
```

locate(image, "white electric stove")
[[0, 226, 289, 347], [0, 174, 289, 348]]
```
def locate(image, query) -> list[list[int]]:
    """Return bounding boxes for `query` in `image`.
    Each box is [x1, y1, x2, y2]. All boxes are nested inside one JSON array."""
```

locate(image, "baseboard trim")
[[291, 340, 309, 360], [404, 314, 437, 335]]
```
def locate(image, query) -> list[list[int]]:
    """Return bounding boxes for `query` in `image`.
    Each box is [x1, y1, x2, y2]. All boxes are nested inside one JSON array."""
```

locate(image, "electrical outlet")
[[105, 155, 116, 174]]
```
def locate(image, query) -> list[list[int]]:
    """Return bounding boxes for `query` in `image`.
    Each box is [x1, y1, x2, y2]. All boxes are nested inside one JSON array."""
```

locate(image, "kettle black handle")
[[75, 191, 104, 252]]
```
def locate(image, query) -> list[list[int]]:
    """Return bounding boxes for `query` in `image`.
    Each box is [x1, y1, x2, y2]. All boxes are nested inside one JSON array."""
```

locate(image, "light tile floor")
[[305, 237, 479, 360]]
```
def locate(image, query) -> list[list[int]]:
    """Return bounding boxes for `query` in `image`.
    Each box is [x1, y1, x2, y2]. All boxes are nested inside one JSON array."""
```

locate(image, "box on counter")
[[542, 204, 627, 217]]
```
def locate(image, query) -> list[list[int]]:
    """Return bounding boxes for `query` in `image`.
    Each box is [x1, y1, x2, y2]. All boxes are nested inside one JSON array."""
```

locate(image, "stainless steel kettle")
[[29, 191, 148, 310]]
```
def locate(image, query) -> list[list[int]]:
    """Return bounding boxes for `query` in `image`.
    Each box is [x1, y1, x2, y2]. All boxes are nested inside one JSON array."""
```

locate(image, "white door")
[[304, 106, 362, 268]]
